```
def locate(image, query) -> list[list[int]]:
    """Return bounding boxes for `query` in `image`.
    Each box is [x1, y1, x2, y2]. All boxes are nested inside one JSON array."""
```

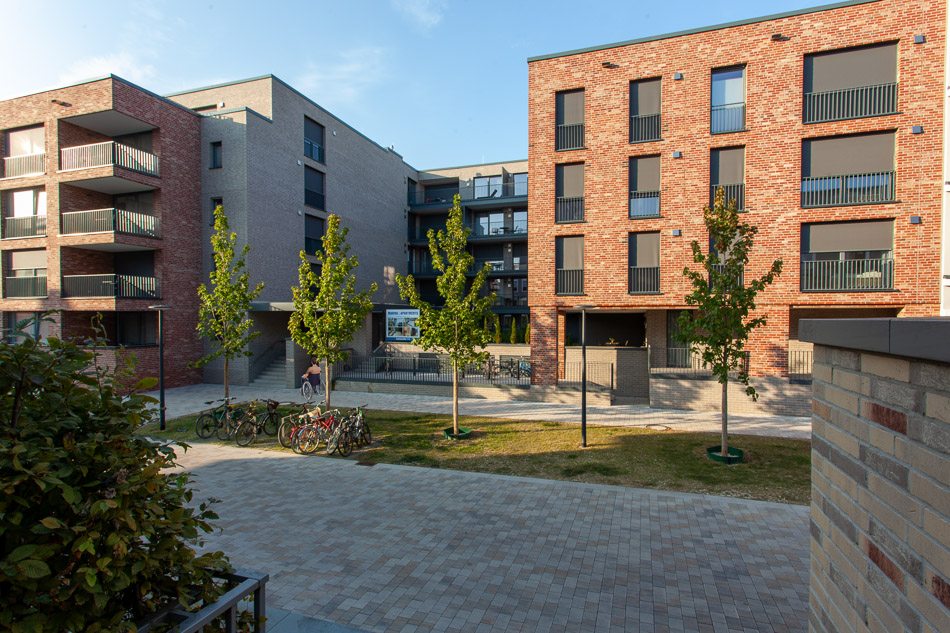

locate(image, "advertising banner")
[[386, 309, 421, 341]]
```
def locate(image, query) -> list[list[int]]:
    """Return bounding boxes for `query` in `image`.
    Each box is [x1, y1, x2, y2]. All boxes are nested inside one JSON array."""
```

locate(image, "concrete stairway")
[[249, 356, 286, 389]]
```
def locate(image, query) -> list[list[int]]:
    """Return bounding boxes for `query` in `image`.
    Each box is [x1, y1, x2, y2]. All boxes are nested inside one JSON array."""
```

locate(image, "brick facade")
[[527, 0, 945, 386]]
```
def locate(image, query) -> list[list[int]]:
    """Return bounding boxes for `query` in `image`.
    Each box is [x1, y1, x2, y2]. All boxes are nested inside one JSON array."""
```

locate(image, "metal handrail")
[[136, 570, 268, 633], [3, 152, 45, 178], [469, 219, 528, 238], [3, 215, 46, 239], [803, 82, 898, 123], [60, 141, 159, 177], [629, 191, 661, 218], [628, 266, 660, 294], [555, 196, 584, 223], [556, 123, 585, 150], [62, 274, 160, 299], [629, 113, 661, 143], [2, 275, 47, 298], [710, 183, 745, 211], [801, 171, 895, 208], [800, 257, 894, 291], [711, 102, 746, 133], [61, 208, 159, 237], [555, 268, 584, 295]]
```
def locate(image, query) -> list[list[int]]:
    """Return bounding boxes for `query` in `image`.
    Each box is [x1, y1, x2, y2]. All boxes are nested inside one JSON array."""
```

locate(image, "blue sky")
[[7, 0, 834, 169]]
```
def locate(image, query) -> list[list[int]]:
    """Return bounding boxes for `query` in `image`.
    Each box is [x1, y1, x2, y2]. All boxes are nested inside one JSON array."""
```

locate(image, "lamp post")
[[574, 304, 594, 447], [149, 305, 170, 430]]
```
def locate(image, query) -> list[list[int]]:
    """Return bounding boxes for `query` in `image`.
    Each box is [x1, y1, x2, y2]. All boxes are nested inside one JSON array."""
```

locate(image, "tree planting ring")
[[706, 445, 744, 464], [444, 427, 473, 440]]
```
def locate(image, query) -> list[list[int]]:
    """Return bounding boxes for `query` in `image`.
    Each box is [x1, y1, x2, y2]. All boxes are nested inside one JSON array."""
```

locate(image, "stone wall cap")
[[801, 318, 950, 363]]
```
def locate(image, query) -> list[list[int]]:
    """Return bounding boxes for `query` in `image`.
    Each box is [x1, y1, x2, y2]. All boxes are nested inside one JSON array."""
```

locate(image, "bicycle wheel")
[[236, 421, 256, 446], [301, 381, 313, 401], [326, 426, 343, 455], [195, 413, 216, 439], [278, 418, 295, 448], [216, 415, 235, 440], [262, 411, 279, 436], [337, 430, 353, 457], [315, 380, 325, 398], [296, 426, 321, 455], [358, 420, 372, 447]]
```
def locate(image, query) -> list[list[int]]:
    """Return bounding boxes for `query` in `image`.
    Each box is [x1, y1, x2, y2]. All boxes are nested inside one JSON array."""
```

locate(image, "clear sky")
[[6, 0, 836, 169]]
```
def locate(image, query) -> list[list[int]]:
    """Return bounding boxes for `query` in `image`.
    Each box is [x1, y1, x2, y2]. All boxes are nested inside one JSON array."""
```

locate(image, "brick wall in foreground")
[[802, 318, 950, 633]]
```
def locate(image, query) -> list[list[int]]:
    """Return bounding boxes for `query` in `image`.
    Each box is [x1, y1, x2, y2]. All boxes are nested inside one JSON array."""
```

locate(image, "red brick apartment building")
[[0, 77, 203, 387], [527, 0, 946, 407]]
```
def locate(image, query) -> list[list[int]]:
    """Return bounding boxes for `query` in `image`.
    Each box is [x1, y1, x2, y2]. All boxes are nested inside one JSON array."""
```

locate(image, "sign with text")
[[386, 309, 421, 341]]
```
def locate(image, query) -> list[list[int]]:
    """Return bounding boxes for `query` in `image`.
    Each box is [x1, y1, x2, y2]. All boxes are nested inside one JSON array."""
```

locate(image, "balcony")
[[60, 141, 159, 177], [629, 191, 661, 218], [803, 82, 898, 124], [61, 209, 159, 238], [800, 257, 894, 292], [489, 295, 528, 308], [628, 266, 660, 294], [555, 268, 584, 295], [3, 215, 46, 239], [2, 275, 47, 298], [711, 103, 746, 134], [469, 220, 528, 239], [473, 180, 528, 200], [472, 259, 528, 275], [710, 184, 745, 211], [408, 261, 438, 276], [2, 153, 45, 179], [304, 139, 325, 163], [709, 264, 745, 289], [62, 274, 160, 299], [408, 187, 459, 206], [555, 197, 584, 223], [629, 114, 661, 143], [801, 171, 894, 208], [556, 124, 584, 151]]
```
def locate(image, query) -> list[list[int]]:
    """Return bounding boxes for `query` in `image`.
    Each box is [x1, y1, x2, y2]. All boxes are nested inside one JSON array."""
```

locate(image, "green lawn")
[[140, 407, 811, 505]]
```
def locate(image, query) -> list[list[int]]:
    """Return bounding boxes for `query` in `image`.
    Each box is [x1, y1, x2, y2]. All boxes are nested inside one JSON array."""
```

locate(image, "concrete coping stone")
[[800, 318, 950, 364]]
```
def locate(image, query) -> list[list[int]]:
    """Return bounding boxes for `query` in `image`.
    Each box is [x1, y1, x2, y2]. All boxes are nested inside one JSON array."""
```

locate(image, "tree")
[[509, 321, 518, 344], [675, 187, 782, 461], [193, 205, 264, 401], [289, 214, 376, 409], [524, 322, 531, 345], [396, 195, 495, 435]]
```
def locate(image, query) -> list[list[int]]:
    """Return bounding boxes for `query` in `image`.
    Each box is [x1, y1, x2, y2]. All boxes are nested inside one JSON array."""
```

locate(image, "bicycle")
[[347, 404, 371, 447], [235, 399, 284, 446], [278, 403, 315, 448], [194, 398, 250, 439]]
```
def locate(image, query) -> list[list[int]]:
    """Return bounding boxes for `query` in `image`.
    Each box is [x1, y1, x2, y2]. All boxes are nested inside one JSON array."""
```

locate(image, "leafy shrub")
[[0, 316, 235, 632]]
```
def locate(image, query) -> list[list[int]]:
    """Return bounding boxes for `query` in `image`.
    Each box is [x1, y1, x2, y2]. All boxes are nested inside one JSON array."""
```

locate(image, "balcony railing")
[[473, 259, 528, 274], [60, 142, 159, 177], [555, 196, 584, 223], [710, 183, 745, 211], [62, 274, 160, 299], [3, 215, 46, 239], [489, 295, 528, 307], [800, 257, 894, 291], [304, 139, 325, 163], [473, 180, 528, 199], [628, 266, 660, 294], [629, 191, 661, 218], [469, 220, 528, 238], [803, 82, 898, 124], [629, 113, 661, 143], [304, 189, 325, 210], [408, 188, 459, 205], [788, 350, 813, 383], [555, 268, 584, 295], [61, 209, 159, 238], [3, 153, 45, 178], [801, 171, 894, 208], [655, 348, 750, 377], [709, 264, 745, 289], [3, 275, 47, 298], [556, 123, 585, 150], [408, 261, 438, 275], [711, 103, 746, 133], [304, 236, 323, 256]]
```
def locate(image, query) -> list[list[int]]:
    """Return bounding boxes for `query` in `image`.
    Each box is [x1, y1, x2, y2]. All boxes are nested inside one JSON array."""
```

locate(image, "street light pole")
[[149, 305, 170, 430], [574, 304, 594, 447]]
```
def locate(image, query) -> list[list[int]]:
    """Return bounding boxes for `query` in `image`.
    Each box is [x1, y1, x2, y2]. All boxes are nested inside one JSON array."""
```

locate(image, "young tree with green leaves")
[[193, 205, 264, 401], [675, 187, 782, 462], [396, 195, 495, 435], [289, 214, 376, 409]]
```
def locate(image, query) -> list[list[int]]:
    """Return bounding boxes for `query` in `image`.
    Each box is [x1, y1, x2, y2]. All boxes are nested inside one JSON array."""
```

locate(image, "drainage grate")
[[356, 461, 377, 467]]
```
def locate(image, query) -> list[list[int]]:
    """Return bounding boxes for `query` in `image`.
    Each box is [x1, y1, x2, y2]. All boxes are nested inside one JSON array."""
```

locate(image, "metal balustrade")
[[652, 347, 750, 377], [136, 570, 268, 633], [304, 237, 322, 256], [304, 139, 325, 162], [788, 350, 814, 383], [803, 82, 898, 124], [555, 196, 584, 223], [408, 261, 438, 275], [3, 153, 45, 178], [555, 268, 584, 295], [469, 220, 528, 238], [3, 215, 46, 238], [710, 183, 745, 211], [555, 123, 585, 150], [801, 171, 895, 207], [628, 266, 660, 294], [800, 257, 894, 291], [711, 103, 746, 133], [473, 180, 528, 199], [709, 264, 745, 289], [61, 209, 159, 237], [408, 187, 459, 205], [62, 274, 160, 299], [60, 141, 159, 177], [629, 191, 661, 218], [629, 113, 661, 143], [472, 258, 528, 274], [335, 352, 532, 386], [3, 276, 47, 298]]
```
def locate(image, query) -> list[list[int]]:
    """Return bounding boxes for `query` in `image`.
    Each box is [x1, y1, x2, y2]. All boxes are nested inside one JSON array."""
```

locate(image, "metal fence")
[[555, 196, 584, 223], [629, 113, 661, 143], [469, 220, 528, 238], [555, 268, 584, 295], [473, 180, 528, 199], [651, 348, 750, 378], [62, 274, 160, 299], [61, 208, 159, 237], [136, 570, 267, 633], [628, 266, 660, 294], [801, 170, 894, 208], [3, 215, 46, 238], [710, 183, 745, 211], [3, 275, 47, 298], [800, 257, 894, 291], [556, 123, 585, 150], [711, 103, 746, 133], [629, 191, 660, 218], [335, 352, 532, 386], [803, 82, 898, 124], [409, 187, 459, 205], [60, 141, 159, 177], [559, 362, 614, 390], [3, 152, 45, 178], [788, 350, 813, 383]]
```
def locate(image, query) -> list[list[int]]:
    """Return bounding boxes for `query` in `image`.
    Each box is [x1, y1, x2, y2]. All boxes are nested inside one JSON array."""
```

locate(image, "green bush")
[[524, 322, 530, 344], [0, 316, 235, 632]]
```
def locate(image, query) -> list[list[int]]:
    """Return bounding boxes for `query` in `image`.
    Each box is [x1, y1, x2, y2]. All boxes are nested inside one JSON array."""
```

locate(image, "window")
[[4, 311, 51, 344], [711, 67, 746, 134], [3, 188, 47, 238], [512, 210, 528, 234], [630, 78, 661, 143], [304, 166, 325, 210], [666, 310, 692, 368], [801, 220, 894, 291], [3, 126, 45, 178], [555, 236, 584, 295], [210, 141, 222, 169], [3, 249, 47, 298], [115, 191, 155, 215], [474, 212, 505, 237], [710, 147, 745, 210], [304, 117, 325, 163], [474, 176, 503, 199], [305, 214, 325, 255], [804, 43, 897, 123], [628, 232, 661, 294], [555, 163, 584, 223], [629, 155, 661, 218], [801, 132, 895, 207], [512, 173, 528, 196], [555, 89, 585, 150], [116, 312, 157, 347], [210, 197, 222, 226]]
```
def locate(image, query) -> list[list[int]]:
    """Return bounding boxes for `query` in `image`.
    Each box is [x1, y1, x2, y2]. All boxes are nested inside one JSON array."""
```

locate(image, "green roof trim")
[[527, 0, 882, 63]]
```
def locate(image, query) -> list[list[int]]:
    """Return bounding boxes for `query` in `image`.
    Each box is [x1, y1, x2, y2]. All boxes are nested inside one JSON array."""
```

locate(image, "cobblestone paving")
[[176, 443, 810, 632]]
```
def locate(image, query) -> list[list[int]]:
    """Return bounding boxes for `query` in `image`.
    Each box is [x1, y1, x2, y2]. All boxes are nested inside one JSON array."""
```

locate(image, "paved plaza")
[[175, 442, 811, 633]]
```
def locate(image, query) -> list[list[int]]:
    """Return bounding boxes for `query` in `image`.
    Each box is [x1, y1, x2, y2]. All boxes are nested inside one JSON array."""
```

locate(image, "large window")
[[304, 117, 325, 163], [474, 175, 503, 199], [116, 312, 157, 347], [555, 163, 584, 223], [711, 67, 746, 134], [628, 232, 660, 294], [3, 188, 47, 239], [512, 173, 528, 196], [4, 311, 51, 344], [629, 155, 661, 218], [555, 89, 585, 150], [801, 220, 894, 291], [804, 43, 898, 123], [801, 132, 895, 208], [210, 141, 222, 169], [555, 236, 584, 295], [3, 126, 45, 178], [304, 166, 325, 210], [710, 146, 745, 211], [3, 249, 47, 298], [630, 78, 661, 143], [305, 214, 325, 255]]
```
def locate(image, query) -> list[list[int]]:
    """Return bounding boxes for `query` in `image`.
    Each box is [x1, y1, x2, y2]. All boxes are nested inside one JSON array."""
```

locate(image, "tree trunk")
[[325, 359, 332, 409], [452, 359, 459, 435], [224, 358, 230, 402], [721, 357, 729, 459]]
